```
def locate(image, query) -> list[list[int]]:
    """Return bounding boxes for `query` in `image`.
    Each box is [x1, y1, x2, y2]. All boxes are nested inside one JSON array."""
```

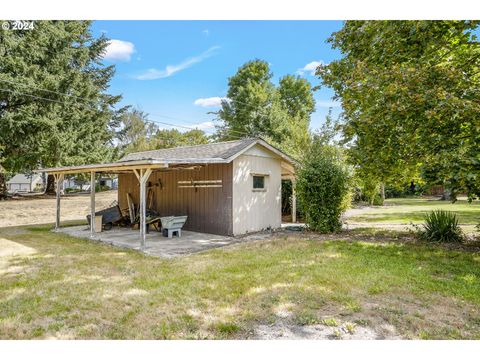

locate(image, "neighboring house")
[[117, 138, 295, 236], [7, 173, 43, 193], [63, 176, 117, 191], [63, 177, 81, 190], [99, 177, 117, 189]]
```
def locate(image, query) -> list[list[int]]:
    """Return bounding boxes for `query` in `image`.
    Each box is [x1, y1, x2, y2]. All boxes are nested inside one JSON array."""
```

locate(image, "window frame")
[[252, 174, 267, 192]]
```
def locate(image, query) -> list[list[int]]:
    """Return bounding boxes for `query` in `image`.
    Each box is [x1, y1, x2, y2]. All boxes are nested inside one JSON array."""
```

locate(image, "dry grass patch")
[[0, 225, 479, 339]]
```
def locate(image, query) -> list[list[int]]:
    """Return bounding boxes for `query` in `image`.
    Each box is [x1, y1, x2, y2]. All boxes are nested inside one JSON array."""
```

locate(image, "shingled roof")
[[119, 138, 292, 164], [36, 138, 295, 175]]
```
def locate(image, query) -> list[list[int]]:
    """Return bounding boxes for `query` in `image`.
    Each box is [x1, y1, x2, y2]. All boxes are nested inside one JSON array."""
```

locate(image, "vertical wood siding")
[[118, 163, 233, 236], [232, 145, 282, 235]]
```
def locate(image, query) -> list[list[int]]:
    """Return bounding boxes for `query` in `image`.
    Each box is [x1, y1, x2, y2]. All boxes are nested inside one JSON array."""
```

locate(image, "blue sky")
[[91, 21, 344, 135]]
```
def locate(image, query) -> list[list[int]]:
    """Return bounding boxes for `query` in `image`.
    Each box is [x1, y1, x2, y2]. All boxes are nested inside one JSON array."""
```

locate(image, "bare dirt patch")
[[0, 191, 117, 227], [253, 320, 399, 340]]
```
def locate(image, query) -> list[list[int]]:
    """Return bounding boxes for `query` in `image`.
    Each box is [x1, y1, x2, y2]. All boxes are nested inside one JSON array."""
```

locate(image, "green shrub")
[[351, 175, 384, 205], [95, 184, 111, 192], [417, 210, 464, 243], [372, 194, 384, 206], [362, 177, 381, 205], [297, 142, 351, 233], [65, 187, 81, 193], [384, 185, 405, 198]]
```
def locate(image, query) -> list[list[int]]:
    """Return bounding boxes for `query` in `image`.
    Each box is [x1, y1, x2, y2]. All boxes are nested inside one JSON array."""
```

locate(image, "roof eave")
[[224, 139, 296, 166], [34, 159, 169, 175]]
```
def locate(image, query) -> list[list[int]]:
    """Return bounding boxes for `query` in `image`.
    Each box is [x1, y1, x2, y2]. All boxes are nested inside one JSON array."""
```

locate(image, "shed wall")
[[118, 163, 233, 236], [232, 146, 282, 235]]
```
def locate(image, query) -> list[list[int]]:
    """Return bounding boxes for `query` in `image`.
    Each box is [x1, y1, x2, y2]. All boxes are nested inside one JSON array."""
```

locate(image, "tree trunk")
[[380, 183, 385, 205], [441, 189, 451, 201], [45, 174, 56, 195], [0, 172, 7, 199]]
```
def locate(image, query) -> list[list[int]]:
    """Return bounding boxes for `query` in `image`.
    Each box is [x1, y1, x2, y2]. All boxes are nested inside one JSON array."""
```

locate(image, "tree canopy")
[[117, 108, 210, 155], [117, 108, 158, 154], [0, 21, 126, 194], [215, 59, 315, 159], [318, 20, 480, 200]]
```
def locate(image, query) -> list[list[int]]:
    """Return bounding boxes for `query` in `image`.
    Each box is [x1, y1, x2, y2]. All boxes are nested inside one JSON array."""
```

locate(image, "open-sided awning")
[[35, 159, 169, 175]]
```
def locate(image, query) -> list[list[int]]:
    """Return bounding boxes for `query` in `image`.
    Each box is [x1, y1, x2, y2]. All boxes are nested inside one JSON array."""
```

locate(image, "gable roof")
[[120, 138, 294, 164], [7, 173, 42, 184], [35, 138, 295, 175]]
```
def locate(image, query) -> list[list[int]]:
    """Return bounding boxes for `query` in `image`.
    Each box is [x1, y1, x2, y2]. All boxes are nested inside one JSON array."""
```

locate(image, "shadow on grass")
[[1, 225, 480, 339], [350, 209, 480, 224]]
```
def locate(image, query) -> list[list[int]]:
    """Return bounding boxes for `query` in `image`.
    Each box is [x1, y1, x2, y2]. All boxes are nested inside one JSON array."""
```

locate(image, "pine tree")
[[0, 21, 124, 195]]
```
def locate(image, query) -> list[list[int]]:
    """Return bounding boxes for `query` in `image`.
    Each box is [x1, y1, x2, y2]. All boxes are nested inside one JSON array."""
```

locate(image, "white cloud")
[[193, 96, 227, 108], [316, 100, 341, 108], [297, 60, 324, 76], [103, 39, 135, 62], [135, 46, 220, 80]]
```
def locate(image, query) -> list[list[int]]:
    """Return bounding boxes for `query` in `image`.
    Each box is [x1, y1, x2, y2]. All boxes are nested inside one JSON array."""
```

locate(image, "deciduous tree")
[[117, 108, 210, 155], [318, 20, 480, 200], [215, 60, 315, 159]]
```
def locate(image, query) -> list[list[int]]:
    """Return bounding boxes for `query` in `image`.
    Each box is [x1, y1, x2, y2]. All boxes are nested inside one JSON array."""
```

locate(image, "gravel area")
[[0, 191, 117, 228]]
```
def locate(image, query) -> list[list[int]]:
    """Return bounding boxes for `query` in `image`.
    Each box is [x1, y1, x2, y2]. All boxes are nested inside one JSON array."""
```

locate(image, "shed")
[[7, 173, 43, 193], [36, 138, 296, 249]]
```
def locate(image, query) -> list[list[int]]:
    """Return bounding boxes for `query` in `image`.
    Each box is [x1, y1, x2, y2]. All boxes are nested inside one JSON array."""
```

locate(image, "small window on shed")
[[253, 175, 265, 190]]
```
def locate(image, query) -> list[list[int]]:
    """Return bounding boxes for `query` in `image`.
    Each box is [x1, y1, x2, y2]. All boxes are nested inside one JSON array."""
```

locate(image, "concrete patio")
[[56, 225, 259, 258]]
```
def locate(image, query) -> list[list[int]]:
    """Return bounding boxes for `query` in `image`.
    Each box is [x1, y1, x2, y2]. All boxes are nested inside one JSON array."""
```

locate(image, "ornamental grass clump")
[[418, 210, 464, 243]]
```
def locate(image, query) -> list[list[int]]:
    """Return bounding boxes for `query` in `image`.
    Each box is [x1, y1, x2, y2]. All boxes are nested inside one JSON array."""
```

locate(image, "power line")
[[0, 79, 243, 137], [0, 87, 247, 142], [0, 76, 271, 116], [146, 117, 216, 135], [0, 87, 251, 139], [0, 79, 281, 140], [0, 78, 214, 128], [0, 87, 79, 106], [0, 78, 97, 104], [1, 76, 278, 124]]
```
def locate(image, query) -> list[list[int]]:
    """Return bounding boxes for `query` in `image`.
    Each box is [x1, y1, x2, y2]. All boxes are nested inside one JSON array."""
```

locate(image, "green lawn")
[[348, 197, 480, 224], [1, 225, 480, 339]]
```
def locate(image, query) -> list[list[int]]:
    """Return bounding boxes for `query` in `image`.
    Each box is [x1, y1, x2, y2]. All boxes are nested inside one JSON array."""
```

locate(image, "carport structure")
[[38, 159, 173, 251], [37, 138, 297, 252]]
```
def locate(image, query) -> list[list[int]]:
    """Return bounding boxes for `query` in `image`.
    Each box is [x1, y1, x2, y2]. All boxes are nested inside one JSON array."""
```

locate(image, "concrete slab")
[[56, 225, 244, 258]]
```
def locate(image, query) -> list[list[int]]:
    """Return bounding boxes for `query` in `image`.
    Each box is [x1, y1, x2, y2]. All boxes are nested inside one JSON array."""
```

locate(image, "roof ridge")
[[125, 138, 258, 156]]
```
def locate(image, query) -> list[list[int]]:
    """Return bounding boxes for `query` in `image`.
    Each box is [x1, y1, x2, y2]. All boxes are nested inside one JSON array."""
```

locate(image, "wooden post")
[[54, 173, 64, 230], [291, 178, 297, 223], [135, 168, 152, 251], [90, 171, 96, 238], [139, 169, 145, 249]]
